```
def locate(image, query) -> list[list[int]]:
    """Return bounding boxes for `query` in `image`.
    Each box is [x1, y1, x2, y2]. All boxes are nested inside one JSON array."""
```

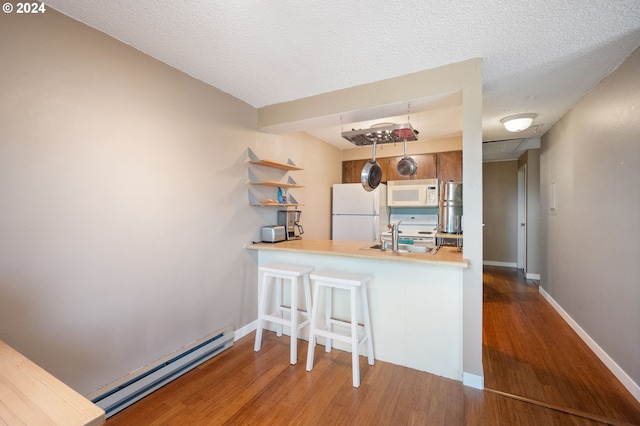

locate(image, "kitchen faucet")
[[388, 221, 403, 252]]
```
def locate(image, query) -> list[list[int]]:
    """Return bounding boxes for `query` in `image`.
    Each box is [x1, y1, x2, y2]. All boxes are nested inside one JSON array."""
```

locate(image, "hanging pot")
[[397, 139, 418, 177], [361, 140, 382, 191]]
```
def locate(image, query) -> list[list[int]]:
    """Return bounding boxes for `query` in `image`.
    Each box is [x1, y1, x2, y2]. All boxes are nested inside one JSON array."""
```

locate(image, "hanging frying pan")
[[397, 139, 418, 177], [361, 140, 382, 191]]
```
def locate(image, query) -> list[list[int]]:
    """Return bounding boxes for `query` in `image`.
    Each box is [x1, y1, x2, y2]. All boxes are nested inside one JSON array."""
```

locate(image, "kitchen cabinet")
[[342, 151, 458, 184], [397, 154, 437, 180], [248, 148, 303, 207], [341, 158, 369, 184], [376, 157, 398, 182], [437, 150, 463, 182]]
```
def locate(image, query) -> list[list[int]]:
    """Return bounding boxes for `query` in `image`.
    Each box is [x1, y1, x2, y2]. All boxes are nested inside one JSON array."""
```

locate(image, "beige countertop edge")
[[245, 240, 469, 268], [0, 340, 105, 426]]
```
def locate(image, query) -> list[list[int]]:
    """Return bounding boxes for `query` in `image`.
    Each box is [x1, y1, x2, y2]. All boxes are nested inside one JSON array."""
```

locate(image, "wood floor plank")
[[482, 266, 640, 425], [465, 388, 603, 426], [105, 266, 640, 425]]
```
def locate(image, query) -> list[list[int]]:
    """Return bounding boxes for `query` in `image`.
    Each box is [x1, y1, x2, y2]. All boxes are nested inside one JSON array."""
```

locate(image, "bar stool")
[[254, 263, 313, 365], [305, 269, 374, 388]]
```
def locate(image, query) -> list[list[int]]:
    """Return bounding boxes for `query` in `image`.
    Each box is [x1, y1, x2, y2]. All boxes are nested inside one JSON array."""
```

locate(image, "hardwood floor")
[[106, 267, 640, 425], [482, 266, 640, 425]]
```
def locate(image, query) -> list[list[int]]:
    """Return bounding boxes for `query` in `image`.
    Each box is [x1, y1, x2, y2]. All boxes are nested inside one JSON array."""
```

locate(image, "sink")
[[361, 243, 438, 255], [365, 244, 385, 250]]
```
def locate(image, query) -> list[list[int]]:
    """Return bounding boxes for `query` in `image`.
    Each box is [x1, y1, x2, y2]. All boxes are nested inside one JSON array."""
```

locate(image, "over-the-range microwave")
[[387, 179, 439, 207]]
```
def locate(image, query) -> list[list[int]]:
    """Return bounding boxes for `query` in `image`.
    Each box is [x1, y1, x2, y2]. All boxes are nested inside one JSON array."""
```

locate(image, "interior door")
[[517, 165, 527, 270]]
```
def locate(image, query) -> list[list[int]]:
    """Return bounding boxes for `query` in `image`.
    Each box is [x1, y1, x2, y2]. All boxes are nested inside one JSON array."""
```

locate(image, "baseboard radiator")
[[88, 325, 234, 418]]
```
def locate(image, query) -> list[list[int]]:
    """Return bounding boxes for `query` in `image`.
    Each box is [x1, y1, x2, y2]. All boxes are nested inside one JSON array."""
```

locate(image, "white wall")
[[254, 131, 342, 239], [540, 47, 640, 389], [0, 9, 340, 394]]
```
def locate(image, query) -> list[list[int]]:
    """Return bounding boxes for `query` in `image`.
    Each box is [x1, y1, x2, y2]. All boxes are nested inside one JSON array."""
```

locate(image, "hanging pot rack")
[[341, 122, 419, 146]]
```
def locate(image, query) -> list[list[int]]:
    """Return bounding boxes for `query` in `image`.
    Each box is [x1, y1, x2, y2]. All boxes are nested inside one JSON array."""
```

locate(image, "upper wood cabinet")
[[377, 154, 437, 181], [341, 150, 460, 184], [436, 150, 463, 183], [411, 154, 438, 180], [342, 158, 369, 184]]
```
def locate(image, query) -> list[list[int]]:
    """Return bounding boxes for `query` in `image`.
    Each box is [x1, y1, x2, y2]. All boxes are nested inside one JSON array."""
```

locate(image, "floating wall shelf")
[[247, 148, 303, 207], [248, 148, 302, 171], [248, 159, 303, 171], [248, 190, 303, 207], [248, 177, 303, 189]]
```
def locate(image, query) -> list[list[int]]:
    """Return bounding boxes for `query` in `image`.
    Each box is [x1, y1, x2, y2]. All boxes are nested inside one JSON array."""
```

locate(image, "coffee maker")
[[277, 210, 304, 240]]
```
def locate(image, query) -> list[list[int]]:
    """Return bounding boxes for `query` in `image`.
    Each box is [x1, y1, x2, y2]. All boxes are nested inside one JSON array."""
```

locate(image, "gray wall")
[[0, 10, 341, 394], [540, 47, 640, 386], [483, 161, 518, 264]]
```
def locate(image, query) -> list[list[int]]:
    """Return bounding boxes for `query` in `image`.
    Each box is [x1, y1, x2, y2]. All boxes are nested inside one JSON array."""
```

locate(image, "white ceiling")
[[45, 1, 640, 160]]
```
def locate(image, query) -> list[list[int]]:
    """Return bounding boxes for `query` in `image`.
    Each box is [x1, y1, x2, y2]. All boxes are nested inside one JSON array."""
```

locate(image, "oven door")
[[410, 237, 436, 247], [380, 234, 436, 247]]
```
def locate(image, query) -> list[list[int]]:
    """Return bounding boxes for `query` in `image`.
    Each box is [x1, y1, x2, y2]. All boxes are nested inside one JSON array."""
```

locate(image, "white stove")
[[381, 214, 438, 247]]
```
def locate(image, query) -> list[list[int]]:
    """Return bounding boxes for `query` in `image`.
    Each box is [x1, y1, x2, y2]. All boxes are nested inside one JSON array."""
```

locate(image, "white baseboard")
[[538, 287, 640, 403], [234, 320, 257, 342], [525, 273, 540, 280], [463, 372, 484, 389], [483, 261, 517, 268]]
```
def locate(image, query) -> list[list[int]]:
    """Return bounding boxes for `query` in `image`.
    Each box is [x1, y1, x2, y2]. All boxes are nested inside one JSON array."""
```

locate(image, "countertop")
[[0, 340, 105, 426], [246, 239, 469, 268], [436, 232, 463, 239]]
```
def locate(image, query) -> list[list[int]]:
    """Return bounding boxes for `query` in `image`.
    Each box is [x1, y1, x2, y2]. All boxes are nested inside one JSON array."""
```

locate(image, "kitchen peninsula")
[[246, 240, 468, 381]]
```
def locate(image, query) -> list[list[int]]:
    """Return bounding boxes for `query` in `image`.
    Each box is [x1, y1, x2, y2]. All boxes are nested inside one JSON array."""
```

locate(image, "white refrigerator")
[[332, 183, 389, 241]]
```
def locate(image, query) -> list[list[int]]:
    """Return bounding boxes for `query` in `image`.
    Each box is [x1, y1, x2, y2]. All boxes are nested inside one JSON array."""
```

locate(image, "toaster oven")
[[260, 225, 286, 243]]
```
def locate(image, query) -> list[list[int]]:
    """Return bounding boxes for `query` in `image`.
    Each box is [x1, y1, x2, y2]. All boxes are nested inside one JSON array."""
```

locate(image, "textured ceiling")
[[45, 0, 640, 156]]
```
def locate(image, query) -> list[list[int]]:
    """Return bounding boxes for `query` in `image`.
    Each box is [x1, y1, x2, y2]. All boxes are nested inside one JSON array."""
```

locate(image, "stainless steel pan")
[[397, 139, 418, 177], [361, 140, 382, 191]]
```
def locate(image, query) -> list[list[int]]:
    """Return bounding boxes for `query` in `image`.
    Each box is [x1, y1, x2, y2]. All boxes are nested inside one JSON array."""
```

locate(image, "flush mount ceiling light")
[[500, 113, 537, 132], [341, 122, 419, 146]]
